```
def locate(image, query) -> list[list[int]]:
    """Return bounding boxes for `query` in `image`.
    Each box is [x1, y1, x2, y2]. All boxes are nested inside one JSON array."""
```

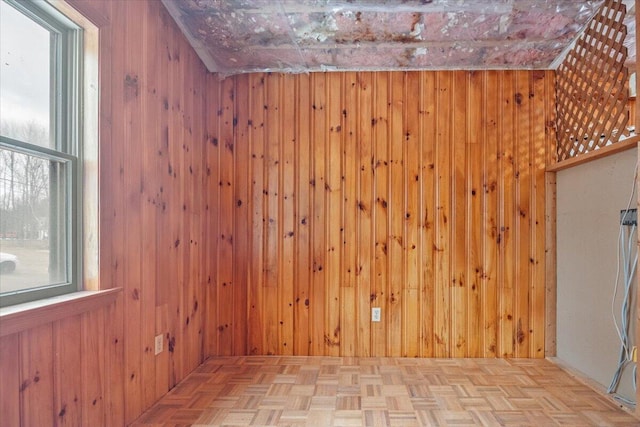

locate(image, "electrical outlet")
[[155, 334, 163, 355], [620, 209, 637, 226], [372, 307, 381, 322]]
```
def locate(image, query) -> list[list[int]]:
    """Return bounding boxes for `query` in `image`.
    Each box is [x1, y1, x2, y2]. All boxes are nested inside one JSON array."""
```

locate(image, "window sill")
[[0, 288, 121, 337]]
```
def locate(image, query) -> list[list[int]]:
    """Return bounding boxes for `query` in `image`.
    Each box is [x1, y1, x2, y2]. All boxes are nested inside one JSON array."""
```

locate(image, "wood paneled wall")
[[0, 304, 116, 427], [0, 2, 558, 424], [0, 0, 219, 425], [206, 71, 555, 359], [102, 0, 217, 422]]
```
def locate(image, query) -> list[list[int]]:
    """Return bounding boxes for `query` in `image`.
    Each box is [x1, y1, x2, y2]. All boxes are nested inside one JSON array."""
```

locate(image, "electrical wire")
[[611, 163, 638, 347], [608, 224, 636, 396], [608, 161, 639, 404]]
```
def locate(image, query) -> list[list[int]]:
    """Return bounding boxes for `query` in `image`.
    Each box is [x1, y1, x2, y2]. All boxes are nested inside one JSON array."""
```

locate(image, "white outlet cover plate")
[[155, 334, 163, 355], [372, 307, 381, 322]]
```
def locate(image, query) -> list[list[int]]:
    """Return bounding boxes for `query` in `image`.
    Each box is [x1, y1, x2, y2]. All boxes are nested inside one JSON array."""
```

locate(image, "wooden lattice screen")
[[555, 0, 630, 161]]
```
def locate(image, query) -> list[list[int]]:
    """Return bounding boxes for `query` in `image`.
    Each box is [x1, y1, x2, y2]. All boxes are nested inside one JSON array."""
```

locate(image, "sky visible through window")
[[0, 0, 51, 145]]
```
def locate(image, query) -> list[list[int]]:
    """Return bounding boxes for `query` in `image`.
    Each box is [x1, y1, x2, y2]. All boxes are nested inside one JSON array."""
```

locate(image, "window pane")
[[0, 1, 52, 147], [0, 149, 67, 294]]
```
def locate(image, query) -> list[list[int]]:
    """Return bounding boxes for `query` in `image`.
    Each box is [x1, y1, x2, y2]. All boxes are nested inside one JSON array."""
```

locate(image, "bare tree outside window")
[[0, 121, 56, 292], [0, 121, 50, 240]]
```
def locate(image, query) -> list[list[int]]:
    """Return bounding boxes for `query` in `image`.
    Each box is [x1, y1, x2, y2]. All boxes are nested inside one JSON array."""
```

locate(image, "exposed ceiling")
[[160, 0, 636, 77]]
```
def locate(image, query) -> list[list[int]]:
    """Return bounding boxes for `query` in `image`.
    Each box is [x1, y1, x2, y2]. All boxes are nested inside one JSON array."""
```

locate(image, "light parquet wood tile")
[[131, 357, 640, 426]]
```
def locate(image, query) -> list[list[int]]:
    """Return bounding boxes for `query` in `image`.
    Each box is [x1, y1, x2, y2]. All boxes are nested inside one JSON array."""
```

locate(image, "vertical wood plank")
[[467, 70, 484, 358], [483, 71, 500, 358], [404, 71, 421, 357], [326, 72, 342, 356], [122, 0, 144, 418], [499, 70, 516, 358], [264, 73, 281, 355], [420, 71, 436, 358], [341, 72, 358, 357], [170, 35, 183, 385], [0, 334, 20, 427], [204, 74, 221, 358], [434, 71, 452, 357], [356, 72, 374, 357], [545, 170, 557, 357], [310, 72, 327, 355], [166, 6, 185, 387], [218, 77, 236, 355], [177, 24, 192, 381], [452, 71, 468, 358], [153, 2, 172, 396], [54, 316, 82, 426], [140, 0, 158, 408], [247, 73, 265, 355], [182, 43, 198, 375], [192, 46, 207, 368], [531, 70, 548, 358], [372, 72, 390, 357], [104, 297, 124, 426], [21, 324, 54, 427], [234, 74, 250, 356], [388, 72, 404, 357], [103, 0, 126, 422], [280, 73, 296, 355], [545, 71, 558, 359], [82, 309, 105, 426], [295, 73, 312, 355], [515, 71, 532, 357]]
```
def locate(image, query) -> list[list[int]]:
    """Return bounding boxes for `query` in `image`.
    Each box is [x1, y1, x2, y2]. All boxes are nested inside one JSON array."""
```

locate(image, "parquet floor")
[[131, 356, 640, 426]]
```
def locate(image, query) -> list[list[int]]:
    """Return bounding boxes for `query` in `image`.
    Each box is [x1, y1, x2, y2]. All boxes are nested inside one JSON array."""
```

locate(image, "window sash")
[[0, 143, 78, 307], [0, 0, 82, 307]]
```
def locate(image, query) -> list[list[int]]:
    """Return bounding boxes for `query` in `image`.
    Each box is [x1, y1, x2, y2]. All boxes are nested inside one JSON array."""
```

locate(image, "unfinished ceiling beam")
[[160, 0, 608, 76]]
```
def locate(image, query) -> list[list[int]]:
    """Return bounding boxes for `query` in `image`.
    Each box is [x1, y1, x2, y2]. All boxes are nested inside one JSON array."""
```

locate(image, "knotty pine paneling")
[[212, 70, 555, 358], [101, 0, 217, 422], [100, 0, 216, 422], [0, 0, 220, 425], [0, 306, 114, 426]]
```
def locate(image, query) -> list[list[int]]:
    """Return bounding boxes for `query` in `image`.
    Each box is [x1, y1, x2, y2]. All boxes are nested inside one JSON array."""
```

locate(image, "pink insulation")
[[158, 0, 633, 76]]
